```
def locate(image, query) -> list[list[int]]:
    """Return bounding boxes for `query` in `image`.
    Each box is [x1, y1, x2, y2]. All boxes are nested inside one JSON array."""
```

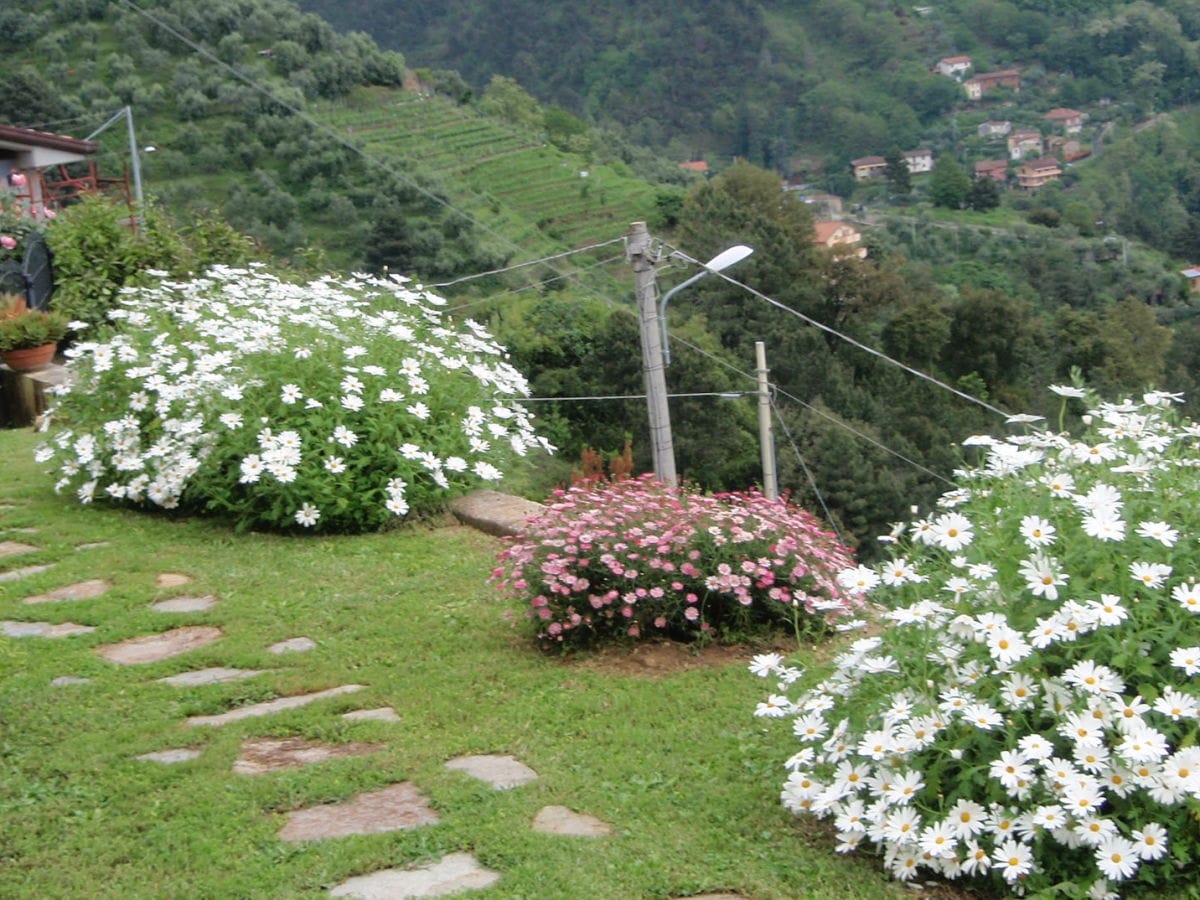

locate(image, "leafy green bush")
[[0, 308, 68, 350], [492, 475, 858, 650], [37, 266, 551, 532], [47, 196, 254, 332], [752, 388, 1200, 896]]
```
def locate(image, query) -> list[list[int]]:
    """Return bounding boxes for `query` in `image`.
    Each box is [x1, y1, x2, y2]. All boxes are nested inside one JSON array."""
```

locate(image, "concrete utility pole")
[[627, 222, 677, 485], [755, 341, 778, 500]]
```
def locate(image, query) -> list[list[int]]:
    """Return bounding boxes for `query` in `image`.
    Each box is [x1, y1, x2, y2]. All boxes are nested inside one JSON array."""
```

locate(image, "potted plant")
[[0, 294, 68, 371]]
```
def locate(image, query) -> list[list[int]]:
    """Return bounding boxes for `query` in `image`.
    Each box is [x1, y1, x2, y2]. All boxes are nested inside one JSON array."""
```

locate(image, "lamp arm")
[[657, 270, 710, 366]]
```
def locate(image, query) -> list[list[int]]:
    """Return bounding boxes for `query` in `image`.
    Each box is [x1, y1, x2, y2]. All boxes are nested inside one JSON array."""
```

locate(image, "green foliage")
[[883, 148, 912, 197], [967, 176, 1002, 212], [0, 308, 68, 351], [928, 156, 972, 210]]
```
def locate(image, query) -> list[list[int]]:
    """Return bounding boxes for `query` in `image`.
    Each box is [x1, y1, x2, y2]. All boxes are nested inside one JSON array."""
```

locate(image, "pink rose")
[[0, 235, 15, 250], [9, 172, 26, 187]]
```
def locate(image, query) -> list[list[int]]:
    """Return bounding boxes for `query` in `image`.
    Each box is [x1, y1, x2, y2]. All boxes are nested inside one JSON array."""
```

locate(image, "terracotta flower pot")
[[2, 342, 57, 371]]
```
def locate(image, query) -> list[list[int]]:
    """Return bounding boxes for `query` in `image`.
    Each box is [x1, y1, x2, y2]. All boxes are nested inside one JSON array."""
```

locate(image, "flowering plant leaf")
[[36, 265, 551, 532]]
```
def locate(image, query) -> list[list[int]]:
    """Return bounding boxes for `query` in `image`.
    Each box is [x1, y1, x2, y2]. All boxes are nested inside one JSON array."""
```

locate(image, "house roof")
[[1045, 107, 1082, 120], [1182, 267, 1200, 279], [1021, 156, 1061, 172], [812, 221, 857, 243], [983, 120, 1011, 127], [904, 149, 932, 158], [678, 160, 709, 173], [975, 159, 1008, 172], [940, 55, 971, 65], [1009, 129, 1042, 141], [0, 124, 98, 156], [851, 155, 886, 167]]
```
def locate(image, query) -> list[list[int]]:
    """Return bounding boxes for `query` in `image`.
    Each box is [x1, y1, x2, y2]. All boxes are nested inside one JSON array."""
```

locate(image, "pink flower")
[[9, 172, 26, 187], [0, 235, 15, 250]]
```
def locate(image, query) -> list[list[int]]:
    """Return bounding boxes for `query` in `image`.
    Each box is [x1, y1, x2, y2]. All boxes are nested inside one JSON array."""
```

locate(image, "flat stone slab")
[[2, 620, 95, 638], [151, 595, 219, 613], [0, 564, 53, 583], [97, 626, 223, 665], [136, 748, 202, 764], [23, 579, 109, 604], [75, 541, 110, 551], [4, 527, 37, 535], [444, 754, 538, 790], [449, 490, 544, 538], [0, 541, 38, 558], [531, 805, 614, 837], [156, 573, 192, 588], [330, 852, 499, 898], [51, 675, 92, 686], [267, 636, 316, 654], [279, 781, 438, 842], [186, 684, 365, 727], [157, 667, 264, 687], [234, 737, 384, 775], [343, 707, 401, 723]]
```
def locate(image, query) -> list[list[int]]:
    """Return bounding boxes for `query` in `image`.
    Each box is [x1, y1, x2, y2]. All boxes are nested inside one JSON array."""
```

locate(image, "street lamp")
[[658, 244, 753, 365]]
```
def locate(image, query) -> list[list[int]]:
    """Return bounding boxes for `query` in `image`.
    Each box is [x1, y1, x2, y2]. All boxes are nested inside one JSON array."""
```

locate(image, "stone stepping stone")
[[51, 676, 92, 686], [0, 541, 38, 558], [0, 564, 53, 583], [235, 737, 384, 775], [23, 579, 109, 605], [444, 754, 538, 790], [75, 542, 110, 551], [3, 527, 38, 535], [97, 626, 223, 665], [267, 637, 316, 654], [330, 852, 500, 898], [674, 895, 748, 900], [157, 667, 264, 687], [278, 781, 438, 842], [531, 805, 614, 837], [343, 707, 401, 723], [136, 748, 202, 764], [151, 595, 219, 613], [185, 684, 365, 728], [2, 620, 95, 638], [156, 573, 192, 588]]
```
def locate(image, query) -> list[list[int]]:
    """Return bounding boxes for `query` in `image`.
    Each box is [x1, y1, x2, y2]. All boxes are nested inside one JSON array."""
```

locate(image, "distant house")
[[974, 159, 1009, 182], [678, 160, 709, 174], [1182, 266, 1200, 293], [812, 221, 867, 259], [978, 120, 1012, 137], [1016, 156, 1062, 189], [0, 124, 101, 218], [1007, 129, 1043, 160], [1044, 107, 1085, 133], [904, 149, 934, 174], [936, 55, 972, 78], [964, 69, 1021, 100], [1062, 139, 1090, 162], [800, 192, 844, 215], [851, 155, 887, 180]]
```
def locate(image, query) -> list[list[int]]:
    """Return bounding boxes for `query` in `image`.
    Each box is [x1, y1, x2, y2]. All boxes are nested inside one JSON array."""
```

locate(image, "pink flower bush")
[[492, 475, 860, 649]]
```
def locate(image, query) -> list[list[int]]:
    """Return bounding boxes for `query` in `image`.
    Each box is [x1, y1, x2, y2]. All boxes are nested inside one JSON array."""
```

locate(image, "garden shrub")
[[491, 475, 858, 649], [37, 265, 551, 532], [752, 388, 1200, 897]]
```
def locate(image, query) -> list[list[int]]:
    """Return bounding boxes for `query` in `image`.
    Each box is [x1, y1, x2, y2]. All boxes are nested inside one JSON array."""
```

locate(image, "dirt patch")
[[567, 638, 794, 678]]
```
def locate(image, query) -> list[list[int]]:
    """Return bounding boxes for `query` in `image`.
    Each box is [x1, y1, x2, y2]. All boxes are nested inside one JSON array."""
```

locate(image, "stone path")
[[0, 492, 749, 899]]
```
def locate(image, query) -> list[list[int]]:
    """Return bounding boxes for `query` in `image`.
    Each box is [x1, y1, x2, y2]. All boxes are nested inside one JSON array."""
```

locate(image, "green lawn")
[[0, 428, 904, 899]]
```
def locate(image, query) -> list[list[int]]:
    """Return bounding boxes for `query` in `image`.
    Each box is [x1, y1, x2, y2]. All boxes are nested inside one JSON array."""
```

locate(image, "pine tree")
[[883, 147, 912, 197]]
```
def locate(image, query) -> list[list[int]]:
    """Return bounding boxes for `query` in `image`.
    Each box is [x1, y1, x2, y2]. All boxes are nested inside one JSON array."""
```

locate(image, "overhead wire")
[[442, 253, 627, 314], [430, 236, 626, 287], [665, 246, 1010, 418], [768, 394, 843, 541]]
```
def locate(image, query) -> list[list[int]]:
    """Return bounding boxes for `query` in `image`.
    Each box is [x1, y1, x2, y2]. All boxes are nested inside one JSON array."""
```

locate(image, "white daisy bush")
[[752, 389, 1200, 897], [36, 265, 551, 532], [491, 475, 859, 650]]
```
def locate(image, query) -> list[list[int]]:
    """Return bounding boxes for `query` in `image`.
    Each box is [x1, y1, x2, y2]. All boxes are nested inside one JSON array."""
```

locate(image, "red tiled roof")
[[851, 155, 886, 167], [940, 55, 972, 65], [1045, 108, 1082, 120]]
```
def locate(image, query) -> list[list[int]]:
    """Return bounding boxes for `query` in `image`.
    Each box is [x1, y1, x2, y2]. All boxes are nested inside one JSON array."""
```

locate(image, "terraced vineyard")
[[313, 91, 659, 254]]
